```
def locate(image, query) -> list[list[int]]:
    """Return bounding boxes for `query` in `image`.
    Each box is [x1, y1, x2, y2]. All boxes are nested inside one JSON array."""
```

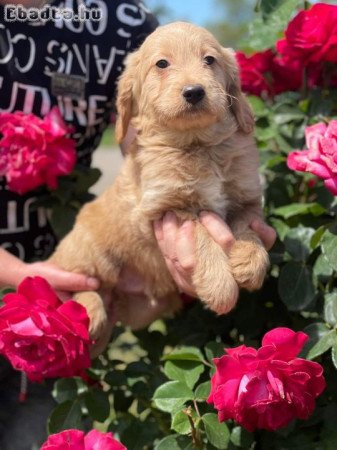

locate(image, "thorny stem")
[[202, 359, 213, 368], [193, 399, 201, 418], [184, 407, 204, 450]]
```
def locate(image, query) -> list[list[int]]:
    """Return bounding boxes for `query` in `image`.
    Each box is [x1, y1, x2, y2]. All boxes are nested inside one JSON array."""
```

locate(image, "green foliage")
[[36, 164, 101, 239]]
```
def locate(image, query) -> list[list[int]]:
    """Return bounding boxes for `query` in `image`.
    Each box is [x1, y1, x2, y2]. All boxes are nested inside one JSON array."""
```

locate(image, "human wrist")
[[0, 250, 27, 288]]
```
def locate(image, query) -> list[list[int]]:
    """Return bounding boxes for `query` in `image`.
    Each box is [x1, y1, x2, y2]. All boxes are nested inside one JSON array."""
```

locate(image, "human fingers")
[[250, 219, 277, 251], [154, 214, 197, 296], [199, 211, 235, 253], [27, 262, 100, 292]]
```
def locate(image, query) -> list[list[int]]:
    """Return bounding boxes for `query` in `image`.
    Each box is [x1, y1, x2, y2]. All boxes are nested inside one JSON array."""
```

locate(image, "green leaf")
[[194, 381, 211, 401], [278, 262, 315, 311], [48, 400, 83, 434], [105, 370, 126, 386], [269, 218, 289, 241], [202, 413, 230, 449], [84, 388, 110, 422], [324, 292, 337, 327], [162, 346, 204, 362], [153, 381, 194, 413], [331, 345, 337, 370], [301, 323, 330, 358], [273, 203, 326, 219], [310, 225, 327, 250], [260, 0, 290, 18], [155, 435, 194, 450], [313, 254, 334, 281], [171, 409, 196, 435], [125, 360, 152, 377], [284, 227, 315, 262], [50, 204, 78, 239], [230, 426, 254, 448], [307, 330, 337, 360], [204, 341, 225, 362], [248, 96, 269, 117], [255, 126, 277, 141], [241, 0, 300, 51], [164, 360, 204, 389], [52, 378, 79, 404], [321, 229, 337, 271], [74, 167, 101, 193]]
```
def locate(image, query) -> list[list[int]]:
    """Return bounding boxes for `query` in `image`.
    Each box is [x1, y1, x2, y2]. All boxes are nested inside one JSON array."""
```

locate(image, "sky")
[[145, 0, 218, 26]]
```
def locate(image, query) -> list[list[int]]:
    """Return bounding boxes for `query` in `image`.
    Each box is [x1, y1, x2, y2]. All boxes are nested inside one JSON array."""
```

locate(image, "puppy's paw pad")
[[230, 241, 269, 290]]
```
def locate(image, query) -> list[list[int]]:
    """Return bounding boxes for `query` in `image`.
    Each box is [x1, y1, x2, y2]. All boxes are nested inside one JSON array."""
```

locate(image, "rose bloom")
[[287, 120, 337, 195], [0, 276, 91, 382], [236, 50, 273, 96], [0, 106, 76, 194], [41, 429, 126, 450], [207, 328, 325, 432], [277, 3, 337, 64]]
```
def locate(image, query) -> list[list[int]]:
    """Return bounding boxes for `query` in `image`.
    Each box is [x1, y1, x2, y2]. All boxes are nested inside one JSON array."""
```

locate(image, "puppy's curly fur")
[[51, 22, 269, 356]]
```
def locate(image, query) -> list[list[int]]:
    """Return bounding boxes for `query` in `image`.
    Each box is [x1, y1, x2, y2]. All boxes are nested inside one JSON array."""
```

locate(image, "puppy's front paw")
[[229, 240, 269, 290], [74, 291, 108, 340]]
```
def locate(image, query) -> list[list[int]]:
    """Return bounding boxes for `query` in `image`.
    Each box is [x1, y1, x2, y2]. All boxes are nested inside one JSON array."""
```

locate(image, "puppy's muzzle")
[[182, 84, 205, 105]]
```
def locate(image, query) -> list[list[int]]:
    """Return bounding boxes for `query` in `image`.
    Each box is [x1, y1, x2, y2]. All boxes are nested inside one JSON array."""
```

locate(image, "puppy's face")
[[116, 22, 254, 141]]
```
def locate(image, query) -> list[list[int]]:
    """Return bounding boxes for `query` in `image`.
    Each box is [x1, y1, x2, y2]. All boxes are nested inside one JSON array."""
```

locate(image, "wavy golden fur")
[[51, 22, 269, 356]]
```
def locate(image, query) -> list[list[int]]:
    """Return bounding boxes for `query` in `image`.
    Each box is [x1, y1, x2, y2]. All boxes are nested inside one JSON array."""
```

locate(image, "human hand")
[[19, 261, 100, 300], [153, 211, 276, 297]]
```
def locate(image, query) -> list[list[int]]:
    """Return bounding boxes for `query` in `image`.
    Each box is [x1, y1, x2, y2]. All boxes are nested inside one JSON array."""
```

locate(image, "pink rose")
[[0, 107, 76, 194], [0, 276, 91, 381], [277, 3, 337, 64], [287, 120, 337, 195], [41, 429, 126, 450], [236, 50, 273, 96], [207, 327, 325, 432]]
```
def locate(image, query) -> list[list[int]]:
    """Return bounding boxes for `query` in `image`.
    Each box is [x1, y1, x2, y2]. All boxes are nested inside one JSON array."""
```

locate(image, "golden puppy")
[[51, 22, 269, 355]]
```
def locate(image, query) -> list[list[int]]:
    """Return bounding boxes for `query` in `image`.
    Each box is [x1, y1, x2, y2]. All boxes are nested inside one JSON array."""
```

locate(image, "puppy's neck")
[[134, 115, 239, 150]]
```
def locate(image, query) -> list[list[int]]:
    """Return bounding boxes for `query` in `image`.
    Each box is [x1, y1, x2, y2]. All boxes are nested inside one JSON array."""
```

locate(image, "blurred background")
[[145, 0, 256, 48]]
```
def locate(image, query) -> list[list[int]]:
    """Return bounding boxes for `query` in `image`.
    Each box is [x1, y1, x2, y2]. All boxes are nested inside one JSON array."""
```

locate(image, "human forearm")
[[0, 248, 100, 292], [0, 248, 26, 288]]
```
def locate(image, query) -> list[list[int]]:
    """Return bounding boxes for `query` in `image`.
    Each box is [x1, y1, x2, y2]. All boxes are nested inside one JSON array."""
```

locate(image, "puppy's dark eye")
[[204, 55, 215, 65], [156, 59, 169, 69]]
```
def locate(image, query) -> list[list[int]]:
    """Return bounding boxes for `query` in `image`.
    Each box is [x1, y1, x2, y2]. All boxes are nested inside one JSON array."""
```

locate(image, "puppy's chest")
[[196, 159, 230, 217]]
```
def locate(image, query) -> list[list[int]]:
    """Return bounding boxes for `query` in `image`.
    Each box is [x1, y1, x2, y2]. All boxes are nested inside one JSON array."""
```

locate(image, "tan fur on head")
[[51, 22, 269, 357], [116, 22, 255, 142]]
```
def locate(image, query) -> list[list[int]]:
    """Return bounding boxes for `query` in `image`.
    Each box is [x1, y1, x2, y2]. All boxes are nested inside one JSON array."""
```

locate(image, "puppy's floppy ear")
[[222, 48, 255, 134], [115, 50, 140, 143]]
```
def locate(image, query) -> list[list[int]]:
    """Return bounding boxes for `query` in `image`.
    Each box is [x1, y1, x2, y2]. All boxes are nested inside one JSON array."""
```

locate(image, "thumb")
[[48, 269, 100, 292]]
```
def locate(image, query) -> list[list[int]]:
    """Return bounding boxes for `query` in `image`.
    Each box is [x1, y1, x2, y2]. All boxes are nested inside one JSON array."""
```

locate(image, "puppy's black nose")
[[182, 85, 205, 105]]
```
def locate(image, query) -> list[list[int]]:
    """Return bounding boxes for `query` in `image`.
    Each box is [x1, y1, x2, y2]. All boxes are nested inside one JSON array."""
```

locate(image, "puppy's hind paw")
[[230, 240, 269, 291], [194, 271, 239, 315]]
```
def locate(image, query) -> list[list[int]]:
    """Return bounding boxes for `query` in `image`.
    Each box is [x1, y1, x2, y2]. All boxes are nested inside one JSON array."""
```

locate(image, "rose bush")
[[1, 1, 337, 449], [0, 277, 90, 381], [0, 106, 76, 194]]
